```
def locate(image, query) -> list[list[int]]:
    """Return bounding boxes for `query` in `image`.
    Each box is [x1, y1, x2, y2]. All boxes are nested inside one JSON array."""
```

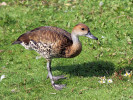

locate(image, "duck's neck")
[[71, 33, 80, 44], [71, 34, 82, 51], [65, 33, 82, 58]]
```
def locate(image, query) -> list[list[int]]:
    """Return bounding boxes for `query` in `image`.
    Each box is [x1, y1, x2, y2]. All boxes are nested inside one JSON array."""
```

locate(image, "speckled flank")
[[29, 41, 53, 59], [21, 42, 31, 50]]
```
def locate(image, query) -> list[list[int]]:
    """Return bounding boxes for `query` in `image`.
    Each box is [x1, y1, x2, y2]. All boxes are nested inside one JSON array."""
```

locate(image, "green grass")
[[0, 0, 133, 99]]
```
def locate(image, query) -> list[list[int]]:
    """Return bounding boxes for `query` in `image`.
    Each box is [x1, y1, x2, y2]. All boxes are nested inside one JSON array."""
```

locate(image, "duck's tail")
[[12, 41, 22, 45]]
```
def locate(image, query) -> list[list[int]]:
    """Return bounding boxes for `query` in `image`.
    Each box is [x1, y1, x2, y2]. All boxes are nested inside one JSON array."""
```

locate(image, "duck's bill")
[[85, 32, 98, 40]]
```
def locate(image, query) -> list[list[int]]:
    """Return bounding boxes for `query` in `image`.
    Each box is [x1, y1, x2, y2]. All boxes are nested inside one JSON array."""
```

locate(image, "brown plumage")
[[13, 23, 98, 90]]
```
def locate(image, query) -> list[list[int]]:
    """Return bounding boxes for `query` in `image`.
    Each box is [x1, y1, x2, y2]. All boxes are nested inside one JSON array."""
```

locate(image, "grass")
[[0, 0, 133, 99]]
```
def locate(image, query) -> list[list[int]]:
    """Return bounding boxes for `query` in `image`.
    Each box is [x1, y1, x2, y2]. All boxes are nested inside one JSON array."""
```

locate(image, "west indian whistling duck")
[[13, 23, 98, 90]]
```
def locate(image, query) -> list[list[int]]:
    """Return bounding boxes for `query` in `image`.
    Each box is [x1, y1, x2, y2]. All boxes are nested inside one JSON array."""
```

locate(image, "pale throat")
[[71, 33, 80, 44], [71, 33, 82, 51]]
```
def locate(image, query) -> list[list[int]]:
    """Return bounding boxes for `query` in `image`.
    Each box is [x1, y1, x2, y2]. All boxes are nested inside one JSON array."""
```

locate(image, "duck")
[[13, 23, 98, 90]]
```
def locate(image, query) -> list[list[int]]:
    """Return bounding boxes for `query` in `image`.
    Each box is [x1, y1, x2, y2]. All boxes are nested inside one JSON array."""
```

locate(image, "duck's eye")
[[81, 28, 85, 30]]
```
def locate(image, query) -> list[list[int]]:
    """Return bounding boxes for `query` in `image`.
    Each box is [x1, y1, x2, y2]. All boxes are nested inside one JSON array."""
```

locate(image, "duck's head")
[[72, 23, 98, 40]]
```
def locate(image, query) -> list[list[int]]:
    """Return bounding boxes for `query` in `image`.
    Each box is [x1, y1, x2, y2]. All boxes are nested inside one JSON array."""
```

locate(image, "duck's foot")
[[47, 75, 66, 81], [53, 75, 66, 81], [53, 84, 66, 90]]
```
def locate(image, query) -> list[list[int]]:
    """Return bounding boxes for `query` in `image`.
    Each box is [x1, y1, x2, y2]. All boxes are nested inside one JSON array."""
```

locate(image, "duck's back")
[[14, 26, 73, 59]]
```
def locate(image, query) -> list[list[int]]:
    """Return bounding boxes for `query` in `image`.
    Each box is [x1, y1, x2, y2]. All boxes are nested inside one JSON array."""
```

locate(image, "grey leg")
[[46, 59, 66, 90], [47, 59, 54, 85]]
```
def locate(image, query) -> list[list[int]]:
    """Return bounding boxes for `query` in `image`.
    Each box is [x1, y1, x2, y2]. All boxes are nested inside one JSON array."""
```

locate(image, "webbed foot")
[[47, 75, 66, 81], [53, 84, 66, 90]]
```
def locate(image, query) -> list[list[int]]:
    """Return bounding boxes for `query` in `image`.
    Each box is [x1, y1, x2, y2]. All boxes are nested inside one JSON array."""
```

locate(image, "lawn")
[[0, 0, 133, 99]]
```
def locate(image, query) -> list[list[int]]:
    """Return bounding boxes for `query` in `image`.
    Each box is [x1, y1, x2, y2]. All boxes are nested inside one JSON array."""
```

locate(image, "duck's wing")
[[13, 26, 73, 57], [13, 26, 72, 45]]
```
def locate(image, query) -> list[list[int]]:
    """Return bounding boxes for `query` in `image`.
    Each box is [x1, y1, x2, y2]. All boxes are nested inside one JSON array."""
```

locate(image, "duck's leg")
[[46, 59, 66, 90]]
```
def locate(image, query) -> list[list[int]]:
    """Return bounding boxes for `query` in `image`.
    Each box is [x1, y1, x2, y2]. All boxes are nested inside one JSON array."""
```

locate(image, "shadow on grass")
[[52, 60, 115, 77]]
